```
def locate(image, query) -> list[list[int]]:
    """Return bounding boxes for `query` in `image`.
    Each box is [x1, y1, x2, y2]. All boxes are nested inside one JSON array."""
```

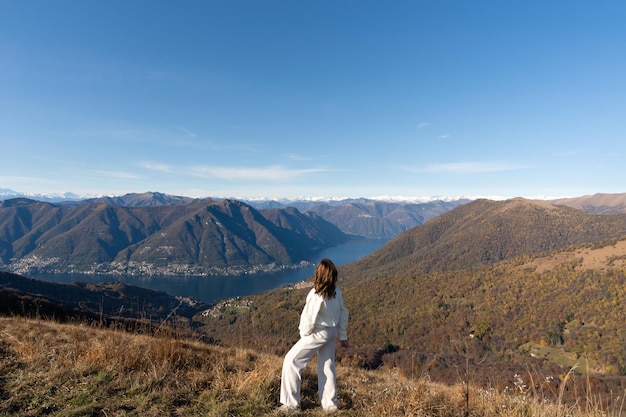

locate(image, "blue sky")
[[1, 1, 625, 201]]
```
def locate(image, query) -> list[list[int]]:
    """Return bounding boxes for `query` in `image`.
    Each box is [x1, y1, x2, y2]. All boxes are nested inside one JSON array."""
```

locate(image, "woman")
[[279, 258, 349, 413]]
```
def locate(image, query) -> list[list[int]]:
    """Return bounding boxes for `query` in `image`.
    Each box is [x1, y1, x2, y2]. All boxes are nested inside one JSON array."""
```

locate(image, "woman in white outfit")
[[279, 258, 349, 413]]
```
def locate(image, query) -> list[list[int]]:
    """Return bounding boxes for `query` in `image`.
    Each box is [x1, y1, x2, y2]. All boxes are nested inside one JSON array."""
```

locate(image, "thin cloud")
[[555, 149, 586, 157], [189, 165, 330, 181], [0, 175, 56, 185], [417, 162, 527, 174], [90, 169, 140, 180], [140, 162, 171, 173], [175, 127, 197, 138], [222, 143, 262, 153], [419, 122, 432, 129], [285, 153, 311, 161]]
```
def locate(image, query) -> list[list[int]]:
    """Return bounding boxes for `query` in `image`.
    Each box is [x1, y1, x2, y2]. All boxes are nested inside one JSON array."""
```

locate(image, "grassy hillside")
[[0, 317, 622, 416]]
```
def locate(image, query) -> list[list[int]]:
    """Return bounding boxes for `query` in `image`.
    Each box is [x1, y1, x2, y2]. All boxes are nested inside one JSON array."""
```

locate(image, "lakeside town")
[[6, 255, 314, 278]]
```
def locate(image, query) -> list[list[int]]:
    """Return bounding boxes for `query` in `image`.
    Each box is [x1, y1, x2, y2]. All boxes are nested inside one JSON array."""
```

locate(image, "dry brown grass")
[[1, 317, 624, 416], [524, 239, 626, 273]]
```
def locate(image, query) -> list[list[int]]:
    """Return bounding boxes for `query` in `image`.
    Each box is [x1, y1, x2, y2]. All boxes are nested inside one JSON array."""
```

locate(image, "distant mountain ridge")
[[0, 197, 348, 276], [4, 188, 626, 214], [546, 192, 626, 214], [1, 190, 471, 238], [0, 188, 88, 203], [0, 188, 469, 205], [62, 191, 196, 207], [4, 189, 626, 277], [304, 199, 466, 238]]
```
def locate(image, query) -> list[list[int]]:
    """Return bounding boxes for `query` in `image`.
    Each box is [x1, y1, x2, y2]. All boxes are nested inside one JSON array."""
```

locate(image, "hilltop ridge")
[[547, 192, 626, 214], [341, 197, 626, 280]]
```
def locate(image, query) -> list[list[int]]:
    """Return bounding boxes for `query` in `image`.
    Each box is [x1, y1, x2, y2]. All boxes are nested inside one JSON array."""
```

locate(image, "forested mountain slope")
[[0, 198, 349, 275], [304, 199, 467, 238], [340, 198, 626, 282]]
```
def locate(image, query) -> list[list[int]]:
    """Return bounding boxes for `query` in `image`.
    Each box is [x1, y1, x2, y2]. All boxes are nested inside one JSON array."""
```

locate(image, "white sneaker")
[[323, 405, 339, 413], [276, 404, 299, 414]]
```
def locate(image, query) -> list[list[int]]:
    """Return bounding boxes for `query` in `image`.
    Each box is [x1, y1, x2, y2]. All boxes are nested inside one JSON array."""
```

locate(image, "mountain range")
[[61, 192, 470, 238], [0, 197, 348, 276], [0, 192, 469, 276], [1, 190, 625, 278]]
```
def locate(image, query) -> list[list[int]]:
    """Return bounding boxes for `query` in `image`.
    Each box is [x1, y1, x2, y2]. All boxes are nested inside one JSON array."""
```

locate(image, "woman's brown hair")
[[314, 258, 337, 299]]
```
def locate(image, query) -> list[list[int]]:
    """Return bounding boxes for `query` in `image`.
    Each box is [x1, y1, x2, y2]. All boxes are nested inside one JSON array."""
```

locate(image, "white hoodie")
[[298, 286, 349, 340]]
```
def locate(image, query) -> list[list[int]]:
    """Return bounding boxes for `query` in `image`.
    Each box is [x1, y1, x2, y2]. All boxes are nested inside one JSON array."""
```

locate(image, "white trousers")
[[280, 326, 338, 410]]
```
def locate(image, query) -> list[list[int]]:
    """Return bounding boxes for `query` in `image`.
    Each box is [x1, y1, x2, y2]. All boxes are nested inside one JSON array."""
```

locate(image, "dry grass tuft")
[[1, 317, 624, 416]]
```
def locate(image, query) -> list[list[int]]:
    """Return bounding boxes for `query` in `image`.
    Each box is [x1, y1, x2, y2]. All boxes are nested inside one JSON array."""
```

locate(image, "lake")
[[31, 237, 388, 305]]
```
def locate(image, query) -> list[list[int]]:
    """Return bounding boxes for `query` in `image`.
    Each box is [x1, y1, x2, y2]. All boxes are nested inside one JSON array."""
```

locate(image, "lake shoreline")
[[28, 238, 390, 304], [14, 259, 315, 278]]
